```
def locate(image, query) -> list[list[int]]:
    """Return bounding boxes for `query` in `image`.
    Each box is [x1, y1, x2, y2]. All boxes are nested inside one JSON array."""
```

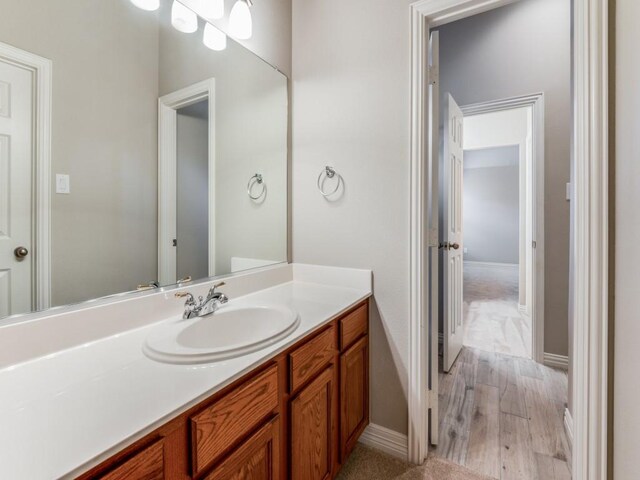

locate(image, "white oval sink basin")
[[143, 305, 300, 364]]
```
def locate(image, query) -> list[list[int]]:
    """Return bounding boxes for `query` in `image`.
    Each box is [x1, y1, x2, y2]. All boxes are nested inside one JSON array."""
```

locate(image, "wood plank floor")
[[433, 347, 571, 479]]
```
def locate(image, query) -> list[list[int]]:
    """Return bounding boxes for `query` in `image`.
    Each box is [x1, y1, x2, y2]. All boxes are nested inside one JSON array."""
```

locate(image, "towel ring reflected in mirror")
[[247, 173, 266, 200], [317, 166, 342, 197]]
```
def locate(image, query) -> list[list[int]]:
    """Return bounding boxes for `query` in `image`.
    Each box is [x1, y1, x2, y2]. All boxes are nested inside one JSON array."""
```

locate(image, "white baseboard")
[[464, 261, 519, 270], [564, 408, 574, 452], [543, 352, 569, 370], [358, 423, 408, 461]]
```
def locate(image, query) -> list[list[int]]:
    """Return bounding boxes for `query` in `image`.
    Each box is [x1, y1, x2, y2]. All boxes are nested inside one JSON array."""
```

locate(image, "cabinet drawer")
[[339, 303, 368, 351], [98, 438, 164, 480], [289, 325, 337, 392], [190, 364, 279, 476]]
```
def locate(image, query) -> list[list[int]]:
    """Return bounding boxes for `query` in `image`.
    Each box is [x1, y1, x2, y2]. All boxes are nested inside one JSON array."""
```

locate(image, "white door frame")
[[0, 41, 52, 312], [460, 93, 545, 364], [158, 79, 216, 285], [408, 2, 609, 479]]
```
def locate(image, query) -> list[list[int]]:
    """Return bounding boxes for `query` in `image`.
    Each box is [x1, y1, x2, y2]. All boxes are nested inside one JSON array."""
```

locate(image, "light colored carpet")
[[336, 444, 495, 480]]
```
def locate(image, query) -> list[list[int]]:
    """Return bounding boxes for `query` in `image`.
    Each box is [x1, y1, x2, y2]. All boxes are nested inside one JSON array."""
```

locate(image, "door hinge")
[[428, 65, 439, 86], [172, 238, 177, 247], [426, 388, 438, 409], [532, 240, 537, 249], [428, 228, 439, 247]]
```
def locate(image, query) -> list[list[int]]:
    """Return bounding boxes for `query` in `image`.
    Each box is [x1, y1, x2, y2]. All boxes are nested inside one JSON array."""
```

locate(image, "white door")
[[0, 60, 34, 319], [442, 93, 464, 372]]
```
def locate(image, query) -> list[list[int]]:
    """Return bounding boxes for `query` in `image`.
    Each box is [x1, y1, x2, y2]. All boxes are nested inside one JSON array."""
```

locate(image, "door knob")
[[14, 246, 29, 259], [438, 242, 460, 250]]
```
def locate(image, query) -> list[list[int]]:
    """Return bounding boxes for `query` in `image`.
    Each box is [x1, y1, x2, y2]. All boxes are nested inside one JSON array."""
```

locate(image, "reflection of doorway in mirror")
[[176, 100, 210, 282], [158, 79, 216, 286], [0, 42, 51, 320]]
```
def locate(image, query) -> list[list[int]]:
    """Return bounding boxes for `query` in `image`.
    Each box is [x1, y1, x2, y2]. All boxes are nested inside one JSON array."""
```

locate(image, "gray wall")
[[615, 0, 640, 477], [436, 0, 571, 356], [176, 108, 209, 281], [463, 147, 520, 264]]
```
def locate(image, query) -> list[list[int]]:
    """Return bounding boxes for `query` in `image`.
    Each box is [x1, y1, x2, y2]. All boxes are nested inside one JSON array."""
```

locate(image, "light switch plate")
[[56, 174, 70, 194]]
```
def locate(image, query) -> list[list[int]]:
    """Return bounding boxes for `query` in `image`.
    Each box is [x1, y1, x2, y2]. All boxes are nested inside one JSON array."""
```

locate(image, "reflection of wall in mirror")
[[0, 0, 160, 307], [159, 7, 288, 277], [0, 0, 289, 311]]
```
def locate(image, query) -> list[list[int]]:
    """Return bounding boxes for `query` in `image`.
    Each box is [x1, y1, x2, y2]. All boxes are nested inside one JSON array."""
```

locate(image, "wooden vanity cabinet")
[[340, 336, 368, 461], [202, 417, 281, 480], [78, 300, 369, 480], [290, 366, 337, 480]]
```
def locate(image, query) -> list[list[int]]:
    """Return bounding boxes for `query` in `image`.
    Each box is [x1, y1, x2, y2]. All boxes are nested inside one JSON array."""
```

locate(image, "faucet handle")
[[207, 281, 225, 296], [175, 291, 195, 303]]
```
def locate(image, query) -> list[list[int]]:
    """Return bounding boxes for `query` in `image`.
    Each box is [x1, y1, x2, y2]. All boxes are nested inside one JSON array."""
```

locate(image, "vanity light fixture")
[[229, 0, 252, 40], [130, 0, 160, 11], [203, 0, 225, 20], [171, 0, 198, 33], [203, 22, 227, 51]]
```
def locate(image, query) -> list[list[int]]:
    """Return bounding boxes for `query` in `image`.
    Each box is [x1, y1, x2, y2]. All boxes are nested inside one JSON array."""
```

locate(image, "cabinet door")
[[204, 417, 280, 480], [290, 366, 336, 480], [340, 336, 369, 461]]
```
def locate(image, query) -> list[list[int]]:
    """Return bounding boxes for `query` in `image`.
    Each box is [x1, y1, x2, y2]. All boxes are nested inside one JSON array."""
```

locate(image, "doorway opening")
[[422, 1, 573, 477], [158, 79, 216, 286], [458, 100, 542, 362], [176, 99, 210, 283], [409, 0, 608, 475]]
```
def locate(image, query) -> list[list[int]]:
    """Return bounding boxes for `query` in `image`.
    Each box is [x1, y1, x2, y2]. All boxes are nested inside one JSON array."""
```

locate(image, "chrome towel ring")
[[247, 173, 266, 200], [317, 166, 342, 197]]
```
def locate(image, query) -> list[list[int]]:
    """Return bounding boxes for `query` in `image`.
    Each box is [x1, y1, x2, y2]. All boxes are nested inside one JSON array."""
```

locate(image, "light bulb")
[[130, 0, 160, 11], [203, 23, 227, 51], [171, 1, 198, 33], [203, 0, 224, 20], [229, 0, 252, 40]]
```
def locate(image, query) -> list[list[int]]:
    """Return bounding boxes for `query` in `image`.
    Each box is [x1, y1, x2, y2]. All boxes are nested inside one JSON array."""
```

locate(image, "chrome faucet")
[[175, 281, 229, 319]]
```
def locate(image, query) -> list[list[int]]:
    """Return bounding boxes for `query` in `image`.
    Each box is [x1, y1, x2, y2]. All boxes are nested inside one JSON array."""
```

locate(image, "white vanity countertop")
[[0, 278, 371, 479]]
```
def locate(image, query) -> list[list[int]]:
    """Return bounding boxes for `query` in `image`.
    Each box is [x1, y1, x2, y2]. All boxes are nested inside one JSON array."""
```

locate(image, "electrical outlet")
[[56, 174, 70, 194], [463, 247, 468, 254]]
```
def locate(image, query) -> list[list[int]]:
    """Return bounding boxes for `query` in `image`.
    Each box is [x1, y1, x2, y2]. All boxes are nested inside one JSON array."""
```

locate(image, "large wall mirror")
[[0, 0, 288, 320]]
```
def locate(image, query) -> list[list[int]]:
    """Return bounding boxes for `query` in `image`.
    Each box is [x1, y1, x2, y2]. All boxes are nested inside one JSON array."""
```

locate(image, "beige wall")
[[292, 0, 414, 435], [614, 0, 639, 477], [436, 0, 572, 356]]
